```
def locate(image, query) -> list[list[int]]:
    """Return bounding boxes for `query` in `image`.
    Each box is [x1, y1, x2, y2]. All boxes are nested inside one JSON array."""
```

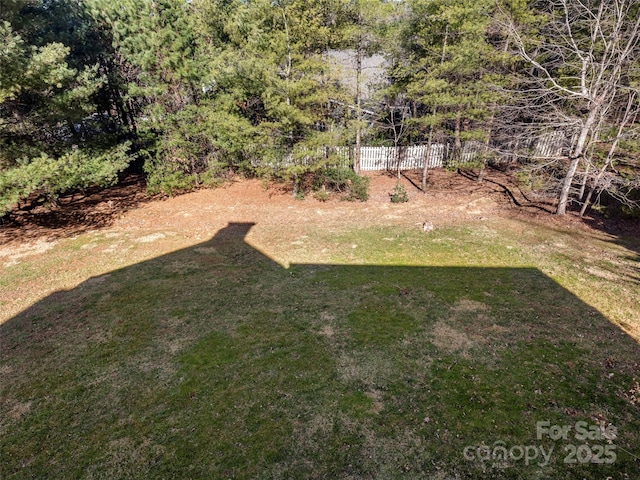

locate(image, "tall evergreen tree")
[[388, 0, 512, 186], [0, 0, 131, 216], [339, 0, 394, 173]]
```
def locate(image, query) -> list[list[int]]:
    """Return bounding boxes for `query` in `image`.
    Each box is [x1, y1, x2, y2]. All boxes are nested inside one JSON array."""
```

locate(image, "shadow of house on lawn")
[[2, 223, 639, 479]]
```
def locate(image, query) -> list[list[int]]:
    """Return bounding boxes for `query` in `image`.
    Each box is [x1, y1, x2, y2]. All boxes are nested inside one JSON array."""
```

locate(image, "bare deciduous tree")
[[500, 0, 640, 215]]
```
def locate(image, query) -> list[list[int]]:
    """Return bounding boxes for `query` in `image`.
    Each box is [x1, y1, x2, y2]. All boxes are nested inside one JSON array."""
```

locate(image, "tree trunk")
[[477, 112, 494, 183], [579, 163, 604, 217], [557, 157, 582, 216], [577, 160, 590, 202], [579, 94, 637, 217], [354, 46, 362, 174], [422, 127, 434, 191], [453, 113, 462, 165], [557, 108, 598, 215]]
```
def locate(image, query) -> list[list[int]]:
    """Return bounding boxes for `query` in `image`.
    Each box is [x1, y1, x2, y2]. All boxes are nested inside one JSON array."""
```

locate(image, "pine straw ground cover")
[[1, 172, 639, 479]]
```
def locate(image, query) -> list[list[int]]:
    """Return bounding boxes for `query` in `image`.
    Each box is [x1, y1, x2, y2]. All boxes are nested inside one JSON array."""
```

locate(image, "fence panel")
[[268, 141, 546, 172], [356, 144, 449, 171], [251, 136, 571, 172], [534, 131, 566, 158], [428, 143, 445, 167], [359, 146, 388, 171], [460, 141, 483, 164]]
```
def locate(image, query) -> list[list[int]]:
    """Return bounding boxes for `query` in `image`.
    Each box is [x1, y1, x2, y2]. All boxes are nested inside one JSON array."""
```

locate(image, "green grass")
[[1, 222, 639, 479]]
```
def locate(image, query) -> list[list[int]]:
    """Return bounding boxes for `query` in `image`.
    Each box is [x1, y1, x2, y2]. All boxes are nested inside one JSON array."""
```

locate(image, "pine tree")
[[391, 0, 510, 177], [0, 0, 131, 215]]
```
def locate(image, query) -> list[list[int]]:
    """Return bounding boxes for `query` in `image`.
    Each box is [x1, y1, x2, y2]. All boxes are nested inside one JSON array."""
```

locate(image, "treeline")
[[1, 0, 639, 217]]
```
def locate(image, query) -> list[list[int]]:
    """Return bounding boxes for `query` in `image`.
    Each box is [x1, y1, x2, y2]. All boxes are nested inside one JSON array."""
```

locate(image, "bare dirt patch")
[[0, 238, 57, 259], [0, 170, 506, 248], [319, 325, 335, 337], [6, 400, 32, 421], [365, 390, 384, 414], [450, 299, 489, 313], [2, 168, 631, 251]]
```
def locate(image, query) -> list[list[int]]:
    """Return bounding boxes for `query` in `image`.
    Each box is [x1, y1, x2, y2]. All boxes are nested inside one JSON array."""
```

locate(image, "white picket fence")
[[356, 144, 447, 171], [323, 142, 484, 171], [261, 134, 567, 172], [278, 143, 456, 171], [533, 131, 569, 158]]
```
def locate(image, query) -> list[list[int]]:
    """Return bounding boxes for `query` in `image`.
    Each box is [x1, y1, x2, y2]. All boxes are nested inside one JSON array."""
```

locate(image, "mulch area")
[[1, 169, 638, 247]]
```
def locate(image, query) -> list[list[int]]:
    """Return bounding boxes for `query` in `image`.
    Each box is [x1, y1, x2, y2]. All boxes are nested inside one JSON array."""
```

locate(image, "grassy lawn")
[[1, 216, 639, 479]]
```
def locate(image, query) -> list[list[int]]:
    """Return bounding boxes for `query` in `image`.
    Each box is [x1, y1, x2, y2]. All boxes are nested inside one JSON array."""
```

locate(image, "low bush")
[[390, 182, 409, 203], [311, 167, 369, 202], [313, 188, 330, 202], [145, 161, 196, 196]]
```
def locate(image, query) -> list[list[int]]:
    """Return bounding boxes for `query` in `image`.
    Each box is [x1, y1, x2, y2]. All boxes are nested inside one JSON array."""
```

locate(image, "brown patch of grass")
[[6, 400, 32, 421], [450, 298, 489, 313], [360, 426, 428, 476], [319, 325, 335, 337], [84, 437, 167, 480], [320, 311, 336, 322], [365, 390, 384, 414], [0, 238, 57, 261], [431, 322, 479, 355], [336, 351, 395, 388]]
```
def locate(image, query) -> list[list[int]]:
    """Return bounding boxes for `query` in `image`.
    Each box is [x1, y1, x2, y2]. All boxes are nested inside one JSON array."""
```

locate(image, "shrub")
[[313, 188, 330, 202], [311, 167, 351, 192], [0, 144, 131, 215], [198, 162, 228, 189], [144, 159, 196, 196], [390, 182, 409, 203], [346, 174, 370, 202], [311, 167, 369, 202]]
